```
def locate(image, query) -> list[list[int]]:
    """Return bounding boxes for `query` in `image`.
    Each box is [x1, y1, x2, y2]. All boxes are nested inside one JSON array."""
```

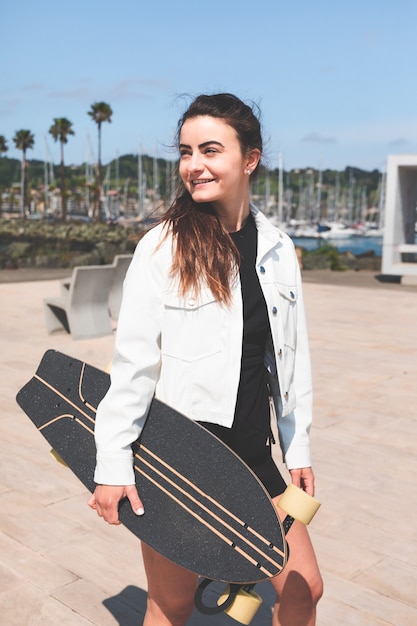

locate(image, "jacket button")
[[188, 297, 196, 307], [284, 391, 289, 401], [272, 306, 278, 315], [290, 291, 295, 299], [278, 348, 282, 357], [260, 266, 265, 274]]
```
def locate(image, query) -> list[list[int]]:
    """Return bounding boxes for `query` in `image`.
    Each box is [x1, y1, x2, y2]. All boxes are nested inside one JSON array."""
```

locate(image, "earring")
[[246, 169, 251, 175]]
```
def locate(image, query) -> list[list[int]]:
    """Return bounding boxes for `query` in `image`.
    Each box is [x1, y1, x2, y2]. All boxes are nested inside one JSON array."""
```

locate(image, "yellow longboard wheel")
[[50, 448, 69, 467], [217, 585, 262, 625], [279, 484, 321, 525]]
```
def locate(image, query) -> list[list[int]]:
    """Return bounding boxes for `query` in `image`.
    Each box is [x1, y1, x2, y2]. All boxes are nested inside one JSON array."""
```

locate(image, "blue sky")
[[2, 0, 417, 172]]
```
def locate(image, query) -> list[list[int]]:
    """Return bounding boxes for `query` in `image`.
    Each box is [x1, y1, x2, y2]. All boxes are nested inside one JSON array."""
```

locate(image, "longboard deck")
[[16, 350, 288, 584]]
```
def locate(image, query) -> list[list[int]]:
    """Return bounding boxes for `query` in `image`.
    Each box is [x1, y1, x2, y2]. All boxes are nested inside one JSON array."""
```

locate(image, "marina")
[[291, 234, 384, 256]]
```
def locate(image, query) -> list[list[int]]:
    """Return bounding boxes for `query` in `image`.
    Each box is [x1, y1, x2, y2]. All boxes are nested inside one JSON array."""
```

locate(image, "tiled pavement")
[[0, 272, 416, 625]]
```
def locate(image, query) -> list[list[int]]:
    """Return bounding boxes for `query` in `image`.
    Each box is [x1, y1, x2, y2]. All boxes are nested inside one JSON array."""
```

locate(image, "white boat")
[[364, 226, 384, 237], [282, 220, 317, 238], [294, 224, 320, 238], [317, 222, 356, 239]]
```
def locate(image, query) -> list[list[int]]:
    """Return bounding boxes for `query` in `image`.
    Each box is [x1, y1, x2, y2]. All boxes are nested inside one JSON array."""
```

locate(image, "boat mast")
[[278, 152, 284, 223], [138, 140, 144, 219]]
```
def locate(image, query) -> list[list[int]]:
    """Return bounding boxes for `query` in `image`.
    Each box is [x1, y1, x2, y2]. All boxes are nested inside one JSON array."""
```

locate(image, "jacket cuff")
[[94, 452, 135, 486], [284, 444, 311, 470]]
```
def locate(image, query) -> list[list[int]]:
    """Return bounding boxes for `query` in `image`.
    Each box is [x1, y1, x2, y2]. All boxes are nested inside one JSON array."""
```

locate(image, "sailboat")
[[317, 221, 357, 239], [364, 171, 385, 237]]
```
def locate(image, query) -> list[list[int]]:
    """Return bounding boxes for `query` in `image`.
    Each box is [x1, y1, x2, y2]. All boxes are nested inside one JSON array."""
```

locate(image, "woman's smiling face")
[[179, 115, 256, 213]]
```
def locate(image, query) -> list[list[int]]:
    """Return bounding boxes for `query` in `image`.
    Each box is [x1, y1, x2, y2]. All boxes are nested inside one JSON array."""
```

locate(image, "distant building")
[[382, 155, 417, 284]]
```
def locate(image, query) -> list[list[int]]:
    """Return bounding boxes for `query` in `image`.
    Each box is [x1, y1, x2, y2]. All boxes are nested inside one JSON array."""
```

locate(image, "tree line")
[[0, 102, 112, 221]]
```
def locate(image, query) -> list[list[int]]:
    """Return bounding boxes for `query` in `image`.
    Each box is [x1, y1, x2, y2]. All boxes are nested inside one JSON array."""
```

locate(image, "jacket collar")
[[250, 203, 285, 262]]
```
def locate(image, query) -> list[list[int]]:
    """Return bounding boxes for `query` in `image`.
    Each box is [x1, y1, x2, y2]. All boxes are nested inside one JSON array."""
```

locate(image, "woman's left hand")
[[289, 467, 315, 497]]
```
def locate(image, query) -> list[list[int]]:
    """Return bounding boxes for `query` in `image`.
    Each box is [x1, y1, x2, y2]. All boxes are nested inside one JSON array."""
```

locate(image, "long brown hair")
[[162, 93, 263, 304]]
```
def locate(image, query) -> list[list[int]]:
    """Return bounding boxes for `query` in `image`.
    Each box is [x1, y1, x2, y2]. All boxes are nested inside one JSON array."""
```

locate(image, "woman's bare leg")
[[141, 542, 198, 626], [270, 495, 323, 626]]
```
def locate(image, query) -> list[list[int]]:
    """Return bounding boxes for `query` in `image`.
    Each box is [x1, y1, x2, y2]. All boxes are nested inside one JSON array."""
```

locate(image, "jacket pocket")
[[161, 288, 221, 362], [274, 283, 298, 350]]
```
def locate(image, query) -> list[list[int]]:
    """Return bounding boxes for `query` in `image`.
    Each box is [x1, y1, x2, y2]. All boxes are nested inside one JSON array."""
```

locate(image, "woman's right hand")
[[88, 484, 144, 524]]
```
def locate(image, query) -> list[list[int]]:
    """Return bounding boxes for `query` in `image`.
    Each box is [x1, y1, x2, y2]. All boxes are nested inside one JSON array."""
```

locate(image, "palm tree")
[[49, 118, 75, 222], [13, 130, 35, 218], [0, 136, 8, 215], [0, 135, 7, 156], [88, 102, 112, 220]]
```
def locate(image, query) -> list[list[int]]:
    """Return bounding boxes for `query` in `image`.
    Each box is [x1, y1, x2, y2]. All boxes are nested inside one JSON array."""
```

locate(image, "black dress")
[[200, 214, 287, 497]]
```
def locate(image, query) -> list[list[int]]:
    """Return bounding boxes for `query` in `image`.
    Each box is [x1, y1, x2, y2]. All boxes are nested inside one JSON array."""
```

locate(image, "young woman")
[[88, 93, 323, 625]]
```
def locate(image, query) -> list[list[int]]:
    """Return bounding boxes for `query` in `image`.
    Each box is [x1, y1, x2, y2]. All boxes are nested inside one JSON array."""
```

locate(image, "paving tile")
[[1, 442, 86, 506], [312, 530, 383, 580], [0, 574, 93, 625], [317, 594, 393, 626], [42, 532, 148, 595], [0, 561, 21, 593], [320, 571, 417, 626], [0, 490, 89, 552], [313, 514, 417, 570], [52, 579, 146, 626], [0, 532, 77, 591], [353, 556, 417, 610]]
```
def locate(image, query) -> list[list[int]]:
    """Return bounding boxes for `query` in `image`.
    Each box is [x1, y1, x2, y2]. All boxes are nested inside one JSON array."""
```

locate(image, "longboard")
[[16, 349, 289, 585]]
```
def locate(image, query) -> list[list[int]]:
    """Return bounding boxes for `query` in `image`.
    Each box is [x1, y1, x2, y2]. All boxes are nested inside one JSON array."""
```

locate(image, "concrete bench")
[[398, 243, 417, 263], [60, 255, 132, 315], [44, 265, 116, 340], [108, 254, 132, 320]]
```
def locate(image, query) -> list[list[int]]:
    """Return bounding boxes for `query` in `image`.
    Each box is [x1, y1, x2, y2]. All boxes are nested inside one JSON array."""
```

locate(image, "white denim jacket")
[[94, 205, 313, 486]]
